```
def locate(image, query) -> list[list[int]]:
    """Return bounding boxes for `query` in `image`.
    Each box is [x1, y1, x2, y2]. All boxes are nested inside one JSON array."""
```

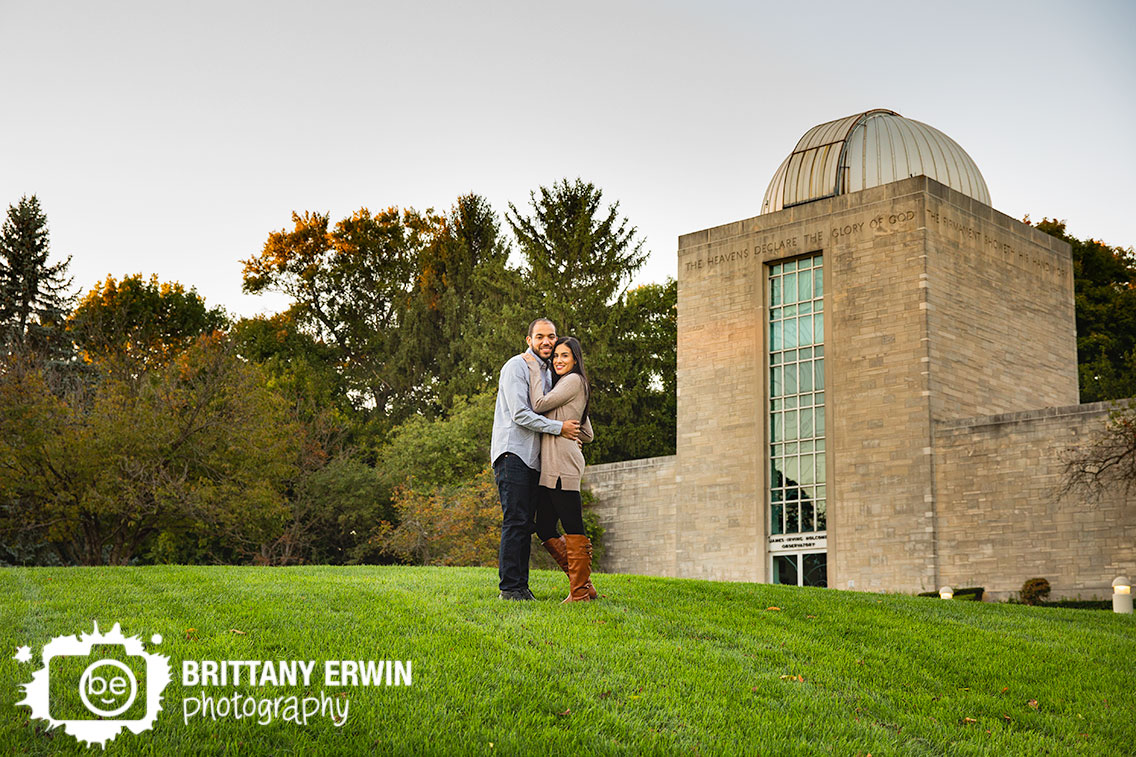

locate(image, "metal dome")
[[761, 109, 990, 213]]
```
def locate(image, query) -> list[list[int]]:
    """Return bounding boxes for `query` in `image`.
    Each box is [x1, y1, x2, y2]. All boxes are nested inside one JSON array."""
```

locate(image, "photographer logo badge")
[[15, 622, 172, 748]]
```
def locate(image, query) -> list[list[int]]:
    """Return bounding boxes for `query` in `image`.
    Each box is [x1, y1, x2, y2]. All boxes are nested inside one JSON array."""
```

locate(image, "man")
[[491, 318, 581, 600]]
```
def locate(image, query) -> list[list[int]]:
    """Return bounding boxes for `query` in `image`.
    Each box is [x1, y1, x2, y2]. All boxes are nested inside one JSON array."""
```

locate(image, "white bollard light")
[[939, 586, 953, 600], [1113, 576, 1133, 615]]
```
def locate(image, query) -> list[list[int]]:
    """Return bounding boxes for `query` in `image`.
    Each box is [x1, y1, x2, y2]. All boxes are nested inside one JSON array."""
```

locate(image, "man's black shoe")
[[498, 589, 535, 601]]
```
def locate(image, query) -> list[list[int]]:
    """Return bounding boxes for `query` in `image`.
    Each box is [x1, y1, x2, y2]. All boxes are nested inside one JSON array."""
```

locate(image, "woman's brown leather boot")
[[563, 534, 596, 602], [543, 535, 597, 600], [541, 536, 570, 573]]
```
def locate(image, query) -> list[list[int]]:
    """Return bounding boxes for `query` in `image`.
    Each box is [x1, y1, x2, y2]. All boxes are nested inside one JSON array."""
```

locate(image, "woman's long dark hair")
[[550, 336, 590, 424]]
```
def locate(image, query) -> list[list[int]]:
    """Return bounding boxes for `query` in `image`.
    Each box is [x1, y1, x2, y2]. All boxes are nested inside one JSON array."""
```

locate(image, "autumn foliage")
[[374, 467, 502, 567]]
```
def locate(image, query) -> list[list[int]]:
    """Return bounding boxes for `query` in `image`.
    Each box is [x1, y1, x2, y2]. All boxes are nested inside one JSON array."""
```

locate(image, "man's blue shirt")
[[490, 348, 562, 469]]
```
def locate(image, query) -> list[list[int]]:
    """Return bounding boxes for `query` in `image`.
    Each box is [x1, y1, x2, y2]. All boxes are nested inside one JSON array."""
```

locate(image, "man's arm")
[[502, 358, 563, 436]]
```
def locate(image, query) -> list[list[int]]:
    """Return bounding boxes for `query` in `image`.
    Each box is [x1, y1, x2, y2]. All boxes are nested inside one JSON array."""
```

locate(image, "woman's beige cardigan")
[[527, 361, 594, 491]]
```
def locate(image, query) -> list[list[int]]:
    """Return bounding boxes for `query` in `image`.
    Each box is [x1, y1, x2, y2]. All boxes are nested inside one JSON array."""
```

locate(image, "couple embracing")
[[490, 318, 598, 602]]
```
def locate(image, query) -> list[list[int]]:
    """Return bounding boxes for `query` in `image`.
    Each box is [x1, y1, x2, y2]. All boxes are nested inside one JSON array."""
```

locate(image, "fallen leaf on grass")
[[779, 674, 805, 682], [1002, 714, 1013, 722], [962, 718, 977, 725], [766, 606, 781, 611], [598, 691, 611, 700], [557, 708, 570, 717], [806, 615, 817, 619], [185, 628, 198, 641], [229, 629, 247, 635], [1000, 687, 1009, 694], [1028, 699, 1039, 710]]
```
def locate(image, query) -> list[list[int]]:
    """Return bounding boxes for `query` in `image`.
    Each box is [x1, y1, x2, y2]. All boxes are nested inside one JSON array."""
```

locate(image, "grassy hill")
[[2, 566, 1133, 755]]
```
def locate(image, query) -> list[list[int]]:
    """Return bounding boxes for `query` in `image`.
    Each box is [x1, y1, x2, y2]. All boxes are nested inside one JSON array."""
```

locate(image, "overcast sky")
[[2, 0, 1133, 319]]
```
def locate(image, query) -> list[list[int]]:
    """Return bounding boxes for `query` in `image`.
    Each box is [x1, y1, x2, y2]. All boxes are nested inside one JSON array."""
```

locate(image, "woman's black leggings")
[[533, 480, 585, 540]]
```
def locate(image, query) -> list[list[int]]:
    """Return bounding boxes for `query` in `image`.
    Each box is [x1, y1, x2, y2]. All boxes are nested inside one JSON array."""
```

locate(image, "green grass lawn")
[[2, 566, 1133, 755]]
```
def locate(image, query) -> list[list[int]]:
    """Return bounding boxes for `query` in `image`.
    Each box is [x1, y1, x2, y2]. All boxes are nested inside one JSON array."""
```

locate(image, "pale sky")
[[2, 0, 1133, 319]]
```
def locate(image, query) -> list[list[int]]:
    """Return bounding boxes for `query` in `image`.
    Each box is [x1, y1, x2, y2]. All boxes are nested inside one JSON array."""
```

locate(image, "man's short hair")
[[528, 318, 556, 337]]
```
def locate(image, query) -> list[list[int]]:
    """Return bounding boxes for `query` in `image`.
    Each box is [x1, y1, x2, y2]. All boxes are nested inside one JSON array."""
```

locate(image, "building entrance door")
[[771, 551, 828, 587]]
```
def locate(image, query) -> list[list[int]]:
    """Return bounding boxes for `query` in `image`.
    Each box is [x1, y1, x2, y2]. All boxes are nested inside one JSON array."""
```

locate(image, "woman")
[[522, 336, 598, 602]]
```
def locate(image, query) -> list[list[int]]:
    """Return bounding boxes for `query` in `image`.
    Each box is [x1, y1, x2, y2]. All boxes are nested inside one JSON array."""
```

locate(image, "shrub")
[[374, 467, 607, 570], [372, 466, 501, 567], [1042, 599, 1110, 611], [1020, 577, 1052, 606]]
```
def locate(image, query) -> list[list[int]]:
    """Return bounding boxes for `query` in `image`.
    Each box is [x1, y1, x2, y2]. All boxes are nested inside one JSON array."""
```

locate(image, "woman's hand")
[[522, 353, 537, 365]]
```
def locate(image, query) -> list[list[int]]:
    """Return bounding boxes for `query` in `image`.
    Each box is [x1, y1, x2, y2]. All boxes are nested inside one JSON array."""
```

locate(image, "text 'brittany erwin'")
[[182, 659, 413, 687]]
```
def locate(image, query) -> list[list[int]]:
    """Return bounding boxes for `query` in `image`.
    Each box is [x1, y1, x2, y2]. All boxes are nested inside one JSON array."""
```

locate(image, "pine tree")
[[0, 195, 74, 358], [506, 178, 647, 339]]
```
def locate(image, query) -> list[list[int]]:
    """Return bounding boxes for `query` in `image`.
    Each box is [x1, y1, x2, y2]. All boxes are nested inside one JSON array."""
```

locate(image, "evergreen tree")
[[506, 178, 647, 340], [420, 193, 524, 409], [506, 179, 665, 463], [0, 195, 74, 358], [587, 280, 677, 463]]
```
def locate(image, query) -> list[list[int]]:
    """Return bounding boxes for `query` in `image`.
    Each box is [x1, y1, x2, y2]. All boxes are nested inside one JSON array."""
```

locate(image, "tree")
[[368, 393, 510, 566], [259, 455, 391, 566], [230, 312, 390, 565], [374, 390, 497, 493], [242, 207, 441, 427], [588, 280, 677, 463], [1060, 402, 1136, 501], [414, 194, 525, 410], [506, 179, 668, 463], [68, 274, 228, 372], [1033, 218, 1136, 401], [507, 178, 648, 340], [0, 195, 74, 359], [0, 335, 298, 565]]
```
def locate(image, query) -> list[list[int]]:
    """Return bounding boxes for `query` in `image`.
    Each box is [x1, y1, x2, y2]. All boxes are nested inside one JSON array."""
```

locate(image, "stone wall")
[[583, 456, 677, 576], [934, 402, 1136, 600]]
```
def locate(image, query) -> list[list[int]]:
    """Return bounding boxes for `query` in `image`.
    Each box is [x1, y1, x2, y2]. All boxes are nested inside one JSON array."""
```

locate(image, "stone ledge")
[[584, 455, 678, 477], [935, 399, 1131, 432]]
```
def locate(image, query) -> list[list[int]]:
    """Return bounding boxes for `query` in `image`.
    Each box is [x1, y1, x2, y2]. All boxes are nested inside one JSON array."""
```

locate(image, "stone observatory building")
[[583, 108, 1134, 599]]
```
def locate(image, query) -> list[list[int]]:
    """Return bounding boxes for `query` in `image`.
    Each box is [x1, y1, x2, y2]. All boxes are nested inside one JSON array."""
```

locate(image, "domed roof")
[[760, 109, 990, 213]]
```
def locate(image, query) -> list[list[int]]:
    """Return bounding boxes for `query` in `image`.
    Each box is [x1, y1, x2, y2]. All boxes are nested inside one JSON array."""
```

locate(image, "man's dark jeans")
[[494, 452, 538, 593]]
